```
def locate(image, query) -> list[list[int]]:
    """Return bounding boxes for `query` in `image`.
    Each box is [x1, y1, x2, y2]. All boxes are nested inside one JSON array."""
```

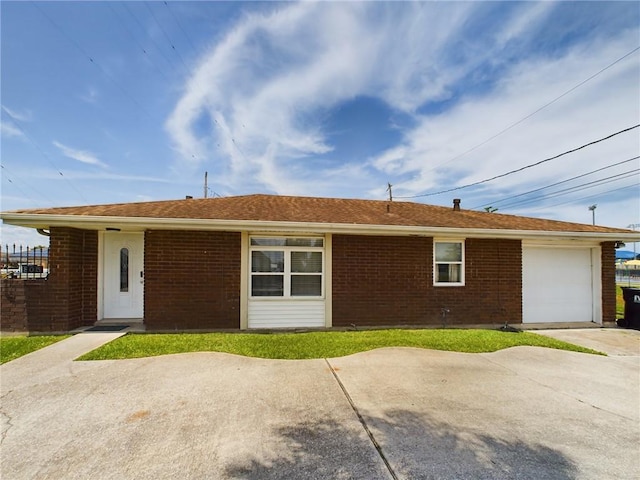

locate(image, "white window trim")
[[249, 236, 325, 299], [433, 239, 465, 287]]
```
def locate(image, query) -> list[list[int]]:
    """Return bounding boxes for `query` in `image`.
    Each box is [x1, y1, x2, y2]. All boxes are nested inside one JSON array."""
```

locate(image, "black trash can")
[[618, 287, 640, 330]]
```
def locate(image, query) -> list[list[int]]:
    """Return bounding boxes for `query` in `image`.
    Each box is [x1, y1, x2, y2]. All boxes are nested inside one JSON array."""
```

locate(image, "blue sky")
[[1, 1, 639, 246]]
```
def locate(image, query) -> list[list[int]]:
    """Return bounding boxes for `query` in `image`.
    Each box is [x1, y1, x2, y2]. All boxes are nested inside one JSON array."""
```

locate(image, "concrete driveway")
[[1, 329, 638, 480]]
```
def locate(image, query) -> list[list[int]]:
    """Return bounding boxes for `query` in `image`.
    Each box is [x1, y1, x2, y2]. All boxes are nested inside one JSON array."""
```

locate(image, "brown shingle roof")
[[2, 194, 633, 234]]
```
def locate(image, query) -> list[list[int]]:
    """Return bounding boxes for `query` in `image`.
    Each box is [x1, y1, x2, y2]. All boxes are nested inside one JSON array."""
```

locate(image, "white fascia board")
[[2, 213, 640, 242]]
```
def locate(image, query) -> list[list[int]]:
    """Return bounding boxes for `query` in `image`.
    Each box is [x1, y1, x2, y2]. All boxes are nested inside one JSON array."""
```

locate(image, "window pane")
[[251, 238, 286, 246], [286, 238, 323, 247], [251, 251, 284, 272], [291, 275, 321, 296], [291, 251, 322, 273], [251, 275, 284, 296], [435, 242, 462, 262], [120, 248, 129, 292], [436, 263, 461, 283]]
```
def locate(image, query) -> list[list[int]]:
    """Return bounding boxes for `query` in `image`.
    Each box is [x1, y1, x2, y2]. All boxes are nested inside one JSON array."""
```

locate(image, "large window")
[[250, 237, 324, 297], [434, 240, 464, 286]]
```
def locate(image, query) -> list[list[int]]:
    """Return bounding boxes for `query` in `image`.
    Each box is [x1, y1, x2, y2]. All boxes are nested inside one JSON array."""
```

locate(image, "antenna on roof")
[[387, 182, 393, 202], [204, 171, 208, 198]]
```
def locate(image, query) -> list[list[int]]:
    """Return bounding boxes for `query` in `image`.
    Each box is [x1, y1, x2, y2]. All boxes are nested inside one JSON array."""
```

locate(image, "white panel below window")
[[248, 300, 325, 328]]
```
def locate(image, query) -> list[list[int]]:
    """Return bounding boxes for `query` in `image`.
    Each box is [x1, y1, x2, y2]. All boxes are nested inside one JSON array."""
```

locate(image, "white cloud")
[[0, 224, 49, 248], [1, 105, 31, 138], [165, 1, 639, 228], [53, 141, 108, 168], [1, 105, 32, 122], [0, 121, 23, 138], [370, 31, 640, 201], [166, 2, 485, 192]]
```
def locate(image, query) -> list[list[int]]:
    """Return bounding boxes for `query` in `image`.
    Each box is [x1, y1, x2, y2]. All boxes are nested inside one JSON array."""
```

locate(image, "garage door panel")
[[523, 247, 594, 323]]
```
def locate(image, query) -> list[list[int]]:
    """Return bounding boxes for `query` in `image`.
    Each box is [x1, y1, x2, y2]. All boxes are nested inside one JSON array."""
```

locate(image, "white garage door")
[[522, 247, 595, 323]]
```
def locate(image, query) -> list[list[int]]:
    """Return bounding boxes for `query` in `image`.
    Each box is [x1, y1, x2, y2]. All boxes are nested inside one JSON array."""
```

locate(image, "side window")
[[434, 241, 464, 286]]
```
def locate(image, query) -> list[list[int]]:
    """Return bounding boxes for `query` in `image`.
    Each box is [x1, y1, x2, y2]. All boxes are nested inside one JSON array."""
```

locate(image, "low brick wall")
[[0, 278, 53, 332], [1, 227, 98, 333]]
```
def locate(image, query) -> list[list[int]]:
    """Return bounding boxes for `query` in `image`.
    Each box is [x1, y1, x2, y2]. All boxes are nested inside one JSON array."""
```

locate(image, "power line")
[[32, 2, 154, 120], [163, 1, 199, 53], [472, 156, 640, 209], [496, 169, 639, 210], [397, 124, 640, 199], [524, 183, 639, 212], [2, 112, 89, 203], [0, 163, 56, 206], [144, 1, 191, 73], [107, 3, 173, 85], [412, 45, 640, 175]]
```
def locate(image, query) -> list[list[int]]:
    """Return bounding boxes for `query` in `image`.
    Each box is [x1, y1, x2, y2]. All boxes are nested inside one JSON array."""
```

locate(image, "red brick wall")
[[47, 227, 98, 330], [1, 279, 29, 331], [601, 241, 616, 323], [0, 228, 97, 332], [144, 230, 241, 330], [331, 235, 522, 327]]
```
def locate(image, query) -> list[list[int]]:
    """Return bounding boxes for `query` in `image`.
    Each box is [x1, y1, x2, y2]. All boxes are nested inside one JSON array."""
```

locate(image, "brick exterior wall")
[[331, 235, 522, 327], [1, 279, 30, 331], [600, 241, 616, 323], [144, 230, 241, 330], [0, 228, 97, 332]]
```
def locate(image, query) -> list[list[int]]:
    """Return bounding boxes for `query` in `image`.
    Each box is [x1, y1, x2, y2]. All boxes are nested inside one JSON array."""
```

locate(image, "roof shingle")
[[2, 194, 634, 234]]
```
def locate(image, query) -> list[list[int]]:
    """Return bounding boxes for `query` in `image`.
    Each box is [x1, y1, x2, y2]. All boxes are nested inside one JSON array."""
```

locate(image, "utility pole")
[[386, 182, 393, 202], [204, 171, 208, 198], [588, 204, 597, 225]]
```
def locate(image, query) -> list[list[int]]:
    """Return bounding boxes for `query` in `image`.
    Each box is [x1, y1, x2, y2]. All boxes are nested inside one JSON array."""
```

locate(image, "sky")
[[1, 1, 639, 247]]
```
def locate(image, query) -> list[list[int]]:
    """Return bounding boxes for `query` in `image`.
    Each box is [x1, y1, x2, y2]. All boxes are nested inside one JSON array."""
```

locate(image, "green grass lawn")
[[78, 329, 603, 361], [616, 285, 625, 317], [0, 335, 70, 364]]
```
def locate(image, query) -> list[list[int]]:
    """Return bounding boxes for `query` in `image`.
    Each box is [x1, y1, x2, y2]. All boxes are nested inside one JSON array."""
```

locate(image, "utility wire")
[[122, 2, 181, 72], [107, 3, 173, 84], [416, 45, 640, 174], [496, 169, 639, 209], [472, 156, 640, 209], [144, 1, 191, 73], [525, 182, 639, 212], [163, 1, 199, 53], [2, 113, 89, 203], [396, 124, 640, 199], [0, 163, 56, 206], [32, 2, 154, 120], [0, 165, 41, 206]]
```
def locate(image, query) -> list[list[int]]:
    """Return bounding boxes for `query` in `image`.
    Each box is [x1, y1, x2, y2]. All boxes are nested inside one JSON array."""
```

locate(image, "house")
[[1, 194, 639, 332]]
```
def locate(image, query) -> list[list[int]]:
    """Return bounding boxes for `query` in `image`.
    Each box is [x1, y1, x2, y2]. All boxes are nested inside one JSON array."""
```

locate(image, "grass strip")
[[0, 335, 70, 364], [77, 329, 603, 361], [616, 285, 625, 317]]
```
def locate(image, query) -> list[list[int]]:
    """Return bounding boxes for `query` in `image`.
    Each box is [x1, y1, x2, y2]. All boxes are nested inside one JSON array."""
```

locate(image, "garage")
[[522, 245, 599, 323]]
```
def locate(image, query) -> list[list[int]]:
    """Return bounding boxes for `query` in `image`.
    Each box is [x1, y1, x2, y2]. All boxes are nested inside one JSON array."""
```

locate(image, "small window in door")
[[120, 248, 129, 292]]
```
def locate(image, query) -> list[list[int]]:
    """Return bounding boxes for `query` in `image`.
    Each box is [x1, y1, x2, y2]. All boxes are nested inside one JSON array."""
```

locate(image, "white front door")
[[103, 233, 144, 319]]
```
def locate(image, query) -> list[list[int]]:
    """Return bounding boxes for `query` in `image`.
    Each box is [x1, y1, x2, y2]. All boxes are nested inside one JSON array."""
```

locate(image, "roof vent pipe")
[[453, 198, 461, 211]]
